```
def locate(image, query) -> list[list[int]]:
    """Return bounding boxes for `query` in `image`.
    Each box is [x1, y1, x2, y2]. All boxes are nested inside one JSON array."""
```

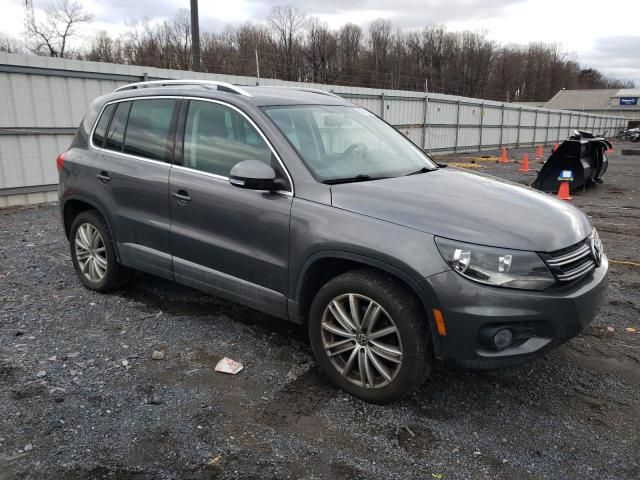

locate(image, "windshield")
[[262, 105, 437, 183]]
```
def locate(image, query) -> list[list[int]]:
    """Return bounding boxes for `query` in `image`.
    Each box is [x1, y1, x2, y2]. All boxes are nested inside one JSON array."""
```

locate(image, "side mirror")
[[229, 160, 281, 191]]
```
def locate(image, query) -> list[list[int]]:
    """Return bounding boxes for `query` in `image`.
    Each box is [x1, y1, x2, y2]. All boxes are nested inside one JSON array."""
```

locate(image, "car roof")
[[105, 84, 351, 107]]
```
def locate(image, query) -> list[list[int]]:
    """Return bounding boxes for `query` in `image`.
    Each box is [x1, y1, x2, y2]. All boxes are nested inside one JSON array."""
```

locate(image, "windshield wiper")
[[405, 166, 438, 176], [323, 174, 389, 185]]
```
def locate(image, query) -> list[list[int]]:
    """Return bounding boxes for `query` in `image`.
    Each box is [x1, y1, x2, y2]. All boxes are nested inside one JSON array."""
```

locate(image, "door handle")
[[171, 190, 191, 203], [96, 172, 111, 183]]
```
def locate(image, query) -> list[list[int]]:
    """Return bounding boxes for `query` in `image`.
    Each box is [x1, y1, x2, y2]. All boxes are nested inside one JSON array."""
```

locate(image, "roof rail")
[[113, 80, 252, 97], [259, 85, 341, 99]]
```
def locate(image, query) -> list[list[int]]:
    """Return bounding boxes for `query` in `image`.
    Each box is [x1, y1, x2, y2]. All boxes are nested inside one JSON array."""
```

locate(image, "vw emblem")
[[590, 238, 602, 267]]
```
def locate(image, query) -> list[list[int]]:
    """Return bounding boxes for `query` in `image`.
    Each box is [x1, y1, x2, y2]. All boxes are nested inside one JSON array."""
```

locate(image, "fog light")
[[493, 328, 513, 350]]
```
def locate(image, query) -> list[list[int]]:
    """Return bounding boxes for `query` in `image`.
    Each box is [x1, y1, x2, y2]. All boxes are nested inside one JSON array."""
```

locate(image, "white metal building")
[[546, 88, 640, 125]]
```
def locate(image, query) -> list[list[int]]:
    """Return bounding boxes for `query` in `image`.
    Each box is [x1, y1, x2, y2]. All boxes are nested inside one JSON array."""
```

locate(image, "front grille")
[[544, 239, 596, 283]]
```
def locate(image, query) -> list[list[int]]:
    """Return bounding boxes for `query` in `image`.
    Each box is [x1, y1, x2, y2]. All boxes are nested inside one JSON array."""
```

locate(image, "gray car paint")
[[422, 255, 609, 367], [95, 151, 174, 280], [168, 166, 293, 318], [330, 169, 593, 252], [60, 85, 608, 366]]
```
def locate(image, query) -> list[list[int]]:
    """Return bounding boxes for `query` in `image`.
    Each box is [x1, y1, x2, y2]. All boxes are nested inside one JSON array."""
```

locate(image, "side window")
[[92, 104, 115, 147], [104, 101, 131, 152], [183, 101, 274, 178], [123, 99, 177, 161], [239, 118, 263, 146]]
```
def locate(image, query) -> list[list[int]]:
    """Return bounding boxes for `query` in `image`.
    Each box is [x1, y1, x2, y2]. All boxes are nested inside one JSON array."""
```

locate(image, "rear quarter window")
[[92, 104, 115, 147], [104, 102, 131, 152]]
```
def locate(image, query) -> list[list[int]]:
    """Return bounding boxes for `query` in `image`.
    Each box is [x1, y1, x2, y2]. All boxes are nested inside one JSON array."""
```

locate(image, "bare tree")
[[337, 23, 362, 84], [268, 6, 305, 80], [488, 47, 527, 102], [164, 9, 192, 70], [86, 30, 122, 63], [605, 77, 636, 89], [80, 6, 636, 100], [368, 19, 392, 85], [304, 17, 338, 83], [25, 0, 93, 58], [230, 23, 272, 76], [0, 33, 24, 53]]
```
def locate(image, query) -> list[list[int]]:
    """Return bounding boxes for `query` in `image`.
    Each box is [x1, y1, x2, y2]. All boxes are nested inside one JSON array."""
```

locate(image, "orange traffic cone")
[[557, 181, 572, 200], [536, 145, 543, 158], [520, 153, 529, 173], [553, 143, 559, 152], [499, 147, 508, 163]]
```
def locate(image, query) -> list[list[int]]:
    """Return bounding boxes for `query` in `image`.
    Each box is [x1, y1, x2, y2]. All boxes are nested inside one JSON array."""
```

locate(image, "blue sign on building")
[[619, 97, 638, 106]]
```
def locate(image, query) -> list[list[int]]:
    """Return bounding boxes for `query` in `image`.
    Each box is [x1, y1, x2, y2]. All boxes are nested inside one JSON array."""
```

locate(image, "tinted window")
[[123, 99, 177, 161], [183, 101, 273, 177], [92, 104, 115, 147], [104, 102, 131, 152]]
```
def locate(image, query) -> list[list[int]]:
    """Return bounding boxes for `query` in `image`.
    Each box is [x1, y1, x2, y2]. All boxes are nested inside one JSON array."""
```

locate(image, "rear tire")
[[69, 210, 131, 292], [308, 269, 432, 403]]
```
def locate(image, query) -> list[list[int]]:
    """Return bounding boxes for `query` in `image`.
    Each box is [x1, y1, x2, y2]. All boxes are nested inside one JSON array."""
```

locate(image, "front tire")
[[308, 269, 432, 403], [69, 210, 130, 292]]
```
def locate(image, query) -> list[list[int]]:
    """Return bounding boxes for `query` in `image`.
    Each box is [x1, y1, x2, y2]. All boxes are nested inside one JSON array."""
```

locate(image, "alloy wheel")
[[74, 222, 107, 283], [321, 293, 403, 388]]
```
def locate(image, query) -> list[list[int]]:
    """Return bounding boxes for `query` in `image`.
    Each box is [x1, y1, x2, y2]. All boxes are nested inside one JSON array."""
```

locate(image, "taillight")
[[56, 152, 66, 172]]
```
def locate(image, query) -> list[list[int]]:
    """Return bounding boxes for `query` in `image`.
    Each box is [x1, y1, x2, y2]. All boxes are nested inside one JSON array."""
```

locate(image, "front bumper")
[[421, 255, 609, 369]]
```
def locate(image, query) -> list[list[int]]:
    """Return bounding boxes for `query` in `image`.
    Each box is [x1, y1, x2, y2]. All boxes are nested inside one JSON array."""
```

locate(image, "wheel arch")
[[291, 251, 442, 356], [62, 196, 121, 262]]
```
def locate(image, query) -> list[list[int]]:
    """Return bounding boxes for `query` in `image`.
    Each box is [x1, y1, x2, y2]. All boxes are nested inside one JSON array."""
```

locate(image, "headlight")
[[591, 228, 604, 264], [434, 237, 555, 290]]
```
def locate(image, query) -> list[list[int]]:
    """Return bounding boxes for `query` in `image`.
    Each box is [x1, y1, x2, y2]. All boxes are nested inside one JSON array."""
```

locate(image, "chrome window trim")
[[89, 95, 178, 167], [95, 147, 172, 167], [171, 164, 228, 182], [170, 164, 292, 197], [88, 95, 294, 196]]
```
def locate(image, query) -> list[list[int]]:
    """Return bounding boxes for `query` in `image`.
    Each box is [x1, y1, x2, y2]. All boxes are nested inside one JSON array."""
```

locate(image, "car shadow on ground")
[[111, 269, 640, 480], [118, 272, 308, 343], [117, 271, 574, 412]]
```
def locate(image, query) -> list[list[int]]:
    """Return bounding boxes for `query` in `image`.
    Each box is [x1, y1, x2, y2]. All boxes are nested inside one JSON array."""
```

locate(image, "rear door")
[[168, 99, 293, 318], [90, 97, 180, 280]]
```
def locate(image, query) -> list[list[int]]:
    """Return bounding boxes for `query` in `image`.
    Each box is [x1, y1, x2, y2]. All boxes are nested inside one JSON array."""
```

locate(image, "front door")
[[169, 99, 293, 318]]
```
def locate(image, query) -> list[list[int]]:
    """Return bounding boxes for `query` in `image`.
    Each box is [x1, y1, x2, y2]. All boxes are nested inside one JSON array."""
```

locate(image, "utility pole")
[[255, 49, 260, 86], [24, 0, 34, 19], [24, 0, 34, 45], [190, 0, 201, 72]]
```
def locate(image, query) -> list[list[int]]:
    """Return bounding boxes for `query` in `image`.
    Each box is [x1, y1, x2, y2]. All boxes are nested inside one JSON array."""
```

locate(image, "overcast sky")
[[3, 0, 639, 85]]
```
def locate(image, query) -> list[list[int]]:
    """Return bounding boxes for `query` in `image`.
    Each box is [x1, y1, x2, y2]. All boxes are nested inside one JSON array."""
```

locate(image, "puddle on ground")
[[259, 367, 336, 438], [392, 424, 439, 456]]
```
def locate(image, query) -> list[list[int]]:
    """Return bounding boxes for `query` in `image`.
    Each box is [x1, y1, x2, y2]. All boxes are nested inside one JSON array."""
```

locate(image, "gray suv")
[[58, 80, 608, 403]]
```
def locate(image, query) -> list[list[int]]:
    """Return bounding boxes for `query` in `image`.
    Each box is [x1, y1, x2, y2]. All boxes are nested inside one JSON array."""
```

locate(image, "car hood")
[[330, 168, 592, 252]]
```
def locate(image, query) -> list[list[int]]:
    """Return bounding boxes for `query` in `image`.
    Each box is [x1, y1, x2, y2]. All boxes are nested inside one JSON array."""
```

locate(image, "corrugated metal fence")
[[0, 52, 628, 207]]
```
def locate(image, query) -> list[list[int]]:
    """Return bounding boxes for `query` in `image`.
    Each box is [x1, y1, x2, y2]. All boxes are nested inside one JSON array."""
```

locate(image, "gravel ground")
[[1, 144, 639, 480]]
